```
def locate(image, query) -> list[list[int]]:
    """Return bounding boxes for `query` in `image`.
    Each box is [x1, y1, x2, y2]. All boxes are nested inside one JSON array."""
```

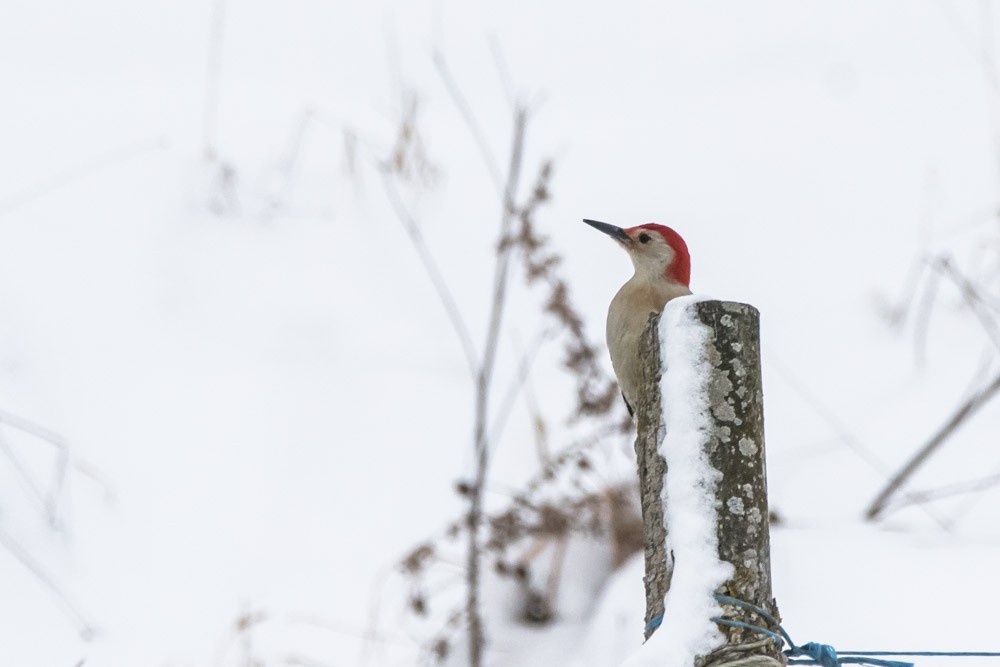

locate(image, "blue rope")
[[643, 595, 1000, 666], [842, 652, 1000, 658], [644, 613, 663, 634], [711, 595, 912, 667]]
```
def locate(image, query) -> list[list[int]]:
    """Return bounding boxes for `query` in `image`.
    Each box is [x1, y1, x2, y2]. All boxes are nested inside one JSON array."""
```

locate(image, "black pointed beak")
[[583, 218, 631, 244]]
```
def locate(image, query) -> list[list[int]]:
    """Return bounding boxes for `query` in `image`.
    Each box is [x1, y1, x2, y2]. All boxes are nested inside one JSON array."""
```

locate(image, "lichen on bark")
[[635, 312, 672, 640]]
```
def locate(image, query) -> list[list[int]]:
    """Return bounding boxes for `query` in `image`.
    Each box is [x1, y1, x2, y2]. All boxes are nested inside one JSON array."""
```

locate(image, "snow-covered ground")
[[2, 1, 1000, 666]]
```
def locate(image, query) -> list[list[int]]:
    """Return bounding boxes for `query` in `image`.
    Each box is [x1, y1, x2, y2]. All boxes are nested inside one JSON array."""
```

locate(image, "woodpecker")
[[584, 219, 692, 417]]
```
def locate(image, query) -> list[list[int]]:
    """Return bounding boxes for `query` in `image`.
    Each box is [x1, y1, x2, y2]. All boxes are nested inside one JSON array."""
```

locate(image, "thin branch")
[[0, 138, 166, 216], [474, 107, 527, 451], [544, 535, 569, 610], [0, 430, 53, 522], [424, 610, 466, 665], [385, 21, 405, 113], [379, 169, 479, 378], [866, 371, 1000, 520], [877, 257, 929, 330], [762, 353, 891, 474], [432, 51, 505, 194], [265, 106, 382, 217], [487, 327, 549, 446], [882, 471, 1000, 515], [983, 0, 998, 83], [265, 108, 315, 219], [70, 459, 115, 502], [522, 358, 551, 468], [466, 107, 527, 667], [932, 256, 1000, 349], [214, 607, 267, 667], [487, 34, 515, 109], [932, 0, 1000, 93], [912, 260, 942, 368], [961, 343, 996, 404], [763, 352, 952, 529], [0, 525, 95, 639], [0, 409, 71, 527], [0, 408, 68, 445], [360, 566, 390, 667], [203, 0, 228, 160], [944, 458, 1000, 527], [516, 421, 626, 502]]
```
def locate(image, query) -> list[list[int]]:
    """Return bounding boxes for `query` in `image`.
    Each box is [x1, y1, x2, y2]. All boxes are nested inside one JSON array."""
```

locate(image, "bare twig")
[[387, 50, 632, 665], [488, 328, 549, 447], [762, 354, 892, 475], [943, 457, 1000, 527], [932, 0, 1000, 93], [500, 162, 623, 424], [466, 107, 527, 667], [384, 93, 439, 187], [432, 51, 505, 194], [912, 260, 942, 368], [214, 607, 267, 667], [543, 534, 569, 610], [360, 566, 393, 667], [265, 108, 315, 219], [0, 431, 56, 523], [872, 251, 1000, 523], [876, 257, 929, 330], [380, 169, 479, 379], [881, 471, 1000, 515], [0, 408, 71, 527], [0, 526, 94, 639], [378, 55, 544, 664], [203, 0, 228, 160], [764, 352, 952, 529], [0, 408, 71, 450], [487, 34, 515, 109], [983, 0, 998, 81], [0, 138, 166, 216], [866, 371, 1000, 520], [265, 108, 380, 220], [932, 256, 1000, 349], [522, 369, 551, 468]]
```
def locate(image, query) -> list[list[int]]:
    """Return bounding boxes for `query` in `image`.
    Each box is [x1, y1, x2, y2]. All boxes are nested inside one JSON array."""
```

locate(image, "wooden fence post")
[[634, 312, 672, 640], [635, 300, 783, 666]]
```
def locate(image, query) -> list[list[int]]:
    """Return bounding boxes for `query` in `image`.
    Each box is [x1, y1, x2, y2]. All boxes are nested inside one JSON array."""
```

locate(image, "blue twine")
[[644, 613, 663, 634], [642, 594, 1000, 667]]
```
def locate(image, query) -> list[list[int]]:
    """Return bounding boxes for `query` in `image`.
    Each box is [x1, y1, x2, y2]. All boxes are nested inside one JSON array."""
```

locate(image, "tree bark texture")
[[635, 301, 784, 666], [635, 312, 671, 640]]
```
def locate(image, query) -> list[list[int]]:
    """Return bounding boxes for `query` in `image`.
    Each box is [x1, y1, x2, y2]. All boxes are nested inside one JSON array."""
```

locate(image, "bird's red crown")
[[627, 223, 691, 287]]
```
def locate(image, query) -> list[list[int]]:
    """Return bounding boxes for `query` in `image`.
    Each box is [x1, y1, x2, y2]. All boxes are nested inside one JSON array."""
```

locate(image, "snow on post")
[[625, 297, 782, 667]]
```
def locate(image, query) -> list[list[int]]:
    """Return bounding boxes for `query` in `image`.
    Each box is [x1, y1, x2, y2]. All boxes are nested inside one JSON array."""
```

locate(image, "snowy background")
[[3, 1, 1000, 665]]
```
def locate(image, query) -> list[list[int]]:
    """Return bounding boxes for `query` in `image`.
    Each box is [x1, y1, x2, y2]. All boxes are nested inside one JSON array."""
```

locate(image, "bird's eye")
[[638, 233, 651, 244]]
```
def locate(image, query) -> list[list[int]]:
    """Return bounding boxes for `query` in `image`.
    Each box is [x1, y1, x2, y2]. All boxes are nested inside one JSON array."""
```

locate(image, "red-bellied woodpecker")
[[584, 219, 692, 417]]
